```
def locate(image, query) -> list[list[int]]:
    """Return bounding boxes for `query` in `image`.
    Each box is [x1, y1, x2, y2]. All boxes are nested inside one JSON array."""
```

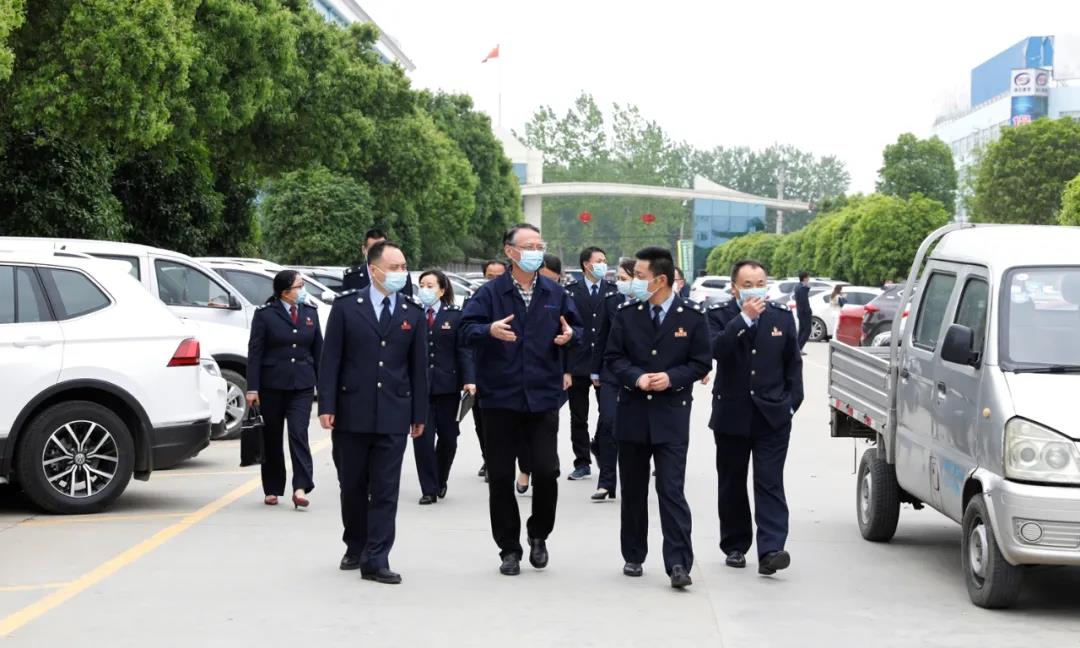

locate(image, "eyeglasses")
[[289, 283, 304, 290], [514, 243, 547, 252]]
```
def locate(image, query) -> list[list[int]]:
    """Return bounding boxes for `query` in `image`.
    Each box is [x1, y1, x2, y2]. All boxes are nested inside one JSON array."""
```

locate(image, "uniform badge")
[[674, 327, 688, 338], [772, 326, 783, 337], [305, 316, 314, 327], [402, 320, 413, 331], [441, 321, 452, 330]]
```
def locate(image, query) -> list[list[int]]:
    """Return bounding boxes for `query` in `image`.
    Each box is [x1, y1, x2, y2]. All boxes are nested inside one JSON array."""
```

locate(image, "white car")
[[199, 260, 333, 327], [0, 252, 212, 513], [786, 285, 883, 341], [689, 275, 733, 306], [180, 319, 249, 439], [766, 277, 845, 303]]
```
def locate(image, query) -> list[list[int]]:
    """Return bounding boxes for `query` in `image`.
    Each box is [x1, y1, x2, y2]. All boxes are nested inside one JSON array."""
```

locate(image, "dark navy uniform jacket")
[[603, 295, 712, 445], [594, 291, 627, 384], [317, 289, 428, 434], [707, 300, 804, 436], [424, 303, 476, 396], [247, 299, 323, 392], [564, 278, 618, 377], [461, 271, 583, 413], [341, 262, 414, 297], [793, 283, 812, 320]]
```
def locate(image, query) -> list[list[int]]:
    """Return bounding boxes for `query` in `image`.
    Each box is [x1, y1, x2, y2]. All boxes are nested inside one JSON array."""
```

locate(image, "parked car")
[[689, 276, 734, 307], [198, 258, 338, 305], [291, 266, 346, 293], [180, 318, 250, 439], [860, 284, 916, 346], [788, 286, 882, 342], [828, 223, 1080, 608], [766, 276, 844, 303], [0, 252, 212, 513], [834, 304, 868, 346]]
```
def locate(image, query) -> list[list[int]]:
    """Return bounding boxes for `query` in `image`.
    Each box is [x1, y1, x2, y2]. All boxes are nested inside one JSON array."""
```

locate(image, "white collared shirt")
[[370, 284, 397, 320], [584, 275, 601, 295], [650, 292, 676, 326]]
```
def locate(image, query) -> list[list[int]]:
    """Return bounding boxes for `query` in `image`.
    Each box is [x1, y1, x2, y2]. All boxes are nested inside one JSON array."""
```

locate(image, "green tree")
[[260, 166, 373, 265], [0, 0, 24, 82], [877, 133, 957, 214], [0, 131, 126, 239], [1059, 172, 1080, 226], [969, 118, 1080, 224], [848, 194, 950, 285]]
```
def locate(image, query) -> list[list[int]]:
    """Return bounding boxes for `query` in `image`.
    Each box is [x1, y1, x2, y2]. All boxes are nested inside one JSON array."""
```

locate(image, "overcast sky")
[[360, 0, 1080, 193]]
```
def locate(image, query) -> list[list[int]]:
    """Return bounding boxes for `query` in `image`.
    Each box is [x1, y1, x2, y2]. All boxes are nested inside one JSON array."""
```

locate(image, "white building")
[[309, 0, 415, 71], [493, 127, 544, 227]]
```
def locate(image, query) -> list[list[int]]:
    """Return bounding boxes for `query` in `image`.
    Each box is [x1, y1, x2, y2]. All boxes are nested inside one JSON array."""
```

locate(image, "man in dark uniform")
[[793, 271, 812, 353], [708, 259, 803, 576], [563, 246, 616, 481], [341, 228, 414, 297], [604, 247, 711, 589], [474, 260, 507, 481], [461, 223, 583, 577], [318, 241, 428, 585]]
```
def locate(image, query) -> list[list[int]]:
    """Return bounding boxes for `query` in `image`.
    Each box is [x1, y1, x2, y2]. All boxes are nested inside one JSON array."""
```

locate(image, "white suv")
[[0, 252, 213, 513]]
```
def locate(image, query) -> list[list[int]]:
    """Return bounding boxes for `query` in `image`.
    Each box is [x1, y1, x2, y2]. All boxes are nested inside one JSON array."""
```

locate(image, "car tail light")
[[901, 309, 909, 318], [168, 338, 201, 367], [864, 304, 880, 313]]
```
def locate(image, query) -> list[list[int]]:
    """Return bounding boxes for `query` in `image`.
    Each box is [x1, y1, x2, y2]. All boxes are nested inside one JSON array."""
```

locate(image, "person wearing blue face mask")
[[563, 246, 618, 482], [706, 259, 803, 578], [247, 269, 323, 509], [341, 228, 414, 297], [318, 241, 429, 585], [411, 270, 476, 505]]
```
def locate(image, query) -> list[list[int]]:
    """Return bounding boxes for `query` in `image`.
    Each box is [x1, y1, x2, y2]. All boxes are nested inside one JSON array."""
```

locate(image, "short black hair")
[[731, 259, 767, 283], [503, 223, 541, 246], [579, 246, 605, 267], [542, 253, 562, 275], [674, 266, 685, 281], [799, 271, 811, 282], [634, 246, 674, 288], [618, 256, 636, 277], [270, 269, 301, 304], [419, 269, 455, 306], [481, 259, 507, 275], [366, 240, 400, 266], [364, 228, 387, 243]]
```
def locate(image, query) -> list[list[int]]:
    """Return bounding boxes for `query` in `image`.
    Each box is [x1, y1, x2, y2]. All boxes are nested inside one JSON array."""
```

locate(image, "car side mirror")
[[228, 294, 243, 311], [941, 323, 980, 367]]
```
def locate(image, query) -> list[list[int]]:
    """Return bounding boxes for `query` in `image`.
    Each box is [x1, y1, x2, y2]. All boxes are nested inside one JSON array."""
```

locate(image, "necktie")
[[427, 308, 435, 330], [652, 305, 662, 329], [379, 296, 391, 332], [290, 304, 298, 325], [591, 284, 598, 298]]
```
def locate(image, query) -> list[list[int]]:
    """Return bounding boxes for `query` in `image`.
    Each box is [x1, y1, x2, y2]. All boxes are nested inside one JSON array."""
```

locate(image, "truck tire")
[[809, 316, 827, 342], [962, 495, 1022, 608], [16, 401, 135, 514], [856, 448, 900, 542], [218, 369, 247, 441]]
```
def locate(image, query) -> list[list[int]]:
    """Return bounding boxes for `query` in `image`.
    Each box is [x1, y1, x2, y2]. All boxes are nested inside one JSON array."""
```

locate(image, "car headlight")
[[200, 358, 222, 377], [1005, 418, 1080, 485]]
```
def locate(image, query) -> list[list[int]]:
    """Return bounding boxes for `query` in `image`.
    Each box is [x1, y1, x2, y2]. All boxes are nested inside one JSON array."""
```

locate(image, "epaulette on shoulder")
[[708, 302, 725, 310], [767, 301, 788, 310], [445, 303, 462, 311], [683, 301, 705, 314], [338, 289, 358, 297], [255, 303, 270, 310], [403, 294, 420, 307], [565, 278, 580, 286], [617, 299, 640, 311], [605, 291, 623, 299], [345, 265, 364, 274]]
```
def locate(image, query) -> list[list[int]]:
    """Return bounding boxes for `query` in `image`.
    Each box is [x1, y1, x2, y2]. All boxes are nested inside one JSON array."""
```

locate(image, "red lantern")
[[578, 211, 592, 224], [641, 212, 656, 225]]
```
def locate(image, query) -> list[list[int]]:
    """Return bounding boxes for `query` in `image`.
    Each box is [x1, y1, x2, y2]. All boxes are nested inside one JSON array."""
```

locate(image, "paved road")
[[2, 343, 1080, 647]]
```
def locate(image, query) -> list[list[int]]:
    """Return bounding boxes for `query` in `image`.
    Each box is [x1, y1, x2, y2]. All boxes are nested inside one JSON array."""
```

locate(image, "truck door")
[[895, 265, 960, 505]]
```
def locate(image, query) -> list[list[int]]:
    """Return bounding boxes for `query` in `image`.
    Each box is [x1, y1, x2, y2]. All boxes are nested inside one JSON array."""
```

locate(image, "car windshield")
[[1002, 266, 1080, 369]]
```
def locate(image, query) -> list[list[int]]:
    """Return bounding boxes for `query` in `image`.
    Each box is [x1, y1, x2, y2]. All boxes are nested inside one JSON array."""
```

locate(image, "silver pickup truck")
[[828, 223, 1080, 609]]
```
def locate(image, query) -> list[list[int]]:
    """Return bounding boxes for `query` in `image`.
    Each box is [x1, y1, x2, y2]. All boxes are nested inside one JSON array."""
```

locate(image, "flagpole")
[[497, 48, 503, 128]]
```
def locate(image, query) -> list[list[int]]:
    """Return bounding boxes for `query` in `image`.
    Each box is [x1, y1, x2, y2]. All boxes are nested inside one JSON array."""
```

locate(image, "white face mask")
[[616, 279, 632, 296]]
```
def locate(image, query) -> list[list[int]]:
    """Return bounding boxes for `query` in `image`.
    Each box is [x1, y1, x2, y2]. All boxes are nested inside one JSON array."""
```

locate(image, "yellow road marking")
[[0, 437, 331, 636], [0, 583, 69, 594]]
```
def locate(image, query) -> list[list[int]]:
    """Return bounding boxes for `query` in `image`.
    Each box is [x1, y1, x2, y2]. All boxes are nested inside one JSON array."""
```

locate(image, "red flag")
[[482, 45, 500, 63]]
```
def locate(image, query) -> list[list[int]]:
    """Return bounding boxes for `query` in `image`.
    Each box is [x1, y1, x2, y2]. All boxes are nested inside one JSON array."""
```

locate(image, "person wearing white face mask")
[[411, 270, 476, 505], [706, 259, 803, 577]]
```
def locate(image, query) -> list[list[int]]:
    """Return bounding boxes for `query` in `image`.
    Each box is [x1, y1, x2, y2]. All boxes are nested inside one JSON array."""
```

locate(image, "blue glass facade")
[[971, 36, 1053, 107], [693, 199, 766, 248], [310, 0, 347, 26], [512, 163, 528, 185]]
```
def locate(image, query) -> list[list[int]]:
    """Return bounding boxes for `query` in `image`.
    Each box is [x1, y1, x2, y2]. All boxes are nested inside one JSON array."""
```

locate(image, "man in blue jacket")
[[318, 241, 428, 585], [461, 223, 583, 576]]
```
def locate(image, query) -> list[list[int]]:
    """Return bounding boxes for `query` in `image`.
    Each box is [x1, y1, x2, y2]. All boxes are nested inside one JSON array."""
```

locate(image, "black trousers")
[[797, 315, 812, 349], [567, 376, 596, 468], [473, 406, 486, 463], [413, 393, 460, 496], [333, 431, 408, 570], [259, 387, 315, 496], [482, 408, 559, 559], [619, 439, 693, 574], [715, 410, 791, 559], [592, 382, 619, 491]]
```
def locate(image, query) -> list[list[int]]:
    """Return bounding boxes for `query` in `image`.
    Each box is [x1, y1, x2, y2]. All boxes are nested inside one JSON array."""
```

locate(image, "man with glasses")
[[461, 223, 583, 576], [342, 227, 414, 297]]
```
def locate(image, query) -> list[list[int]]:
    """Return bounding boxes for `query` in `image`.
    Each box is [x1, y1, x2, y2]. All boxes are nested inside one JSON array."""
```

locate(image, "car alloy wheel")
[[41, 420, 119, 498]]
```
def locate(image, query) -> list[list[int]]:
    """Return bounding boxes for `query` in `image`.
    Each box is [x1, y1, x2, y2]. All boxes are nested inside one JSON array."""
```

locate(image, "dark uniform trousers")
[[332, 431, 408, 570], [483, 408, 559, 559], [593, 382, 618, 491], [619, 437, 692, 573], [567, 378, 597, 468], [260, 387, 315, 496], [413, 393, 460, 495]]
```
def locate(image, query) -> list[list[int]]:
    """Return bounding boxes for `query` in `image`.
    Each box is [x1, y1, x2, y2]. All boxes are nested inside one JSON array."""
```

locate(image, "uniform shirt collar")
[[583, 274, 601, 292], [369, 283, 396, 312], [426, 301, 442, 315], [281, 299, 296, 315], [652, 291, 676, 315]]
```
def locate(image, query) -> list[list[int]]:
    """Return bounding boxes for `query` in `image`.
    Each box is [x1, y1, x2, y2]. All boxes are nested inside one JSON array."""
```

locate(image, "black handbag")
[[239, 403, 265, 467]]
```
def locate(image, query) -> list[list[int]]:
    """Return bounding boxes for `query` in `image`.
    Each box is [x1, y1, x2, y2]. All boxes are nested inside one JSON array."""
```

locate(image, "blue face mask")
[[380, 270, 409, 294], [616, 279, 632, 296], [294, 288, 310, 306], [517, 250, 544, 273], [737, 287, 768, 306], [590, 262, 608, 280], [417, 287, 440, 307], [630, 277, 655, 302]]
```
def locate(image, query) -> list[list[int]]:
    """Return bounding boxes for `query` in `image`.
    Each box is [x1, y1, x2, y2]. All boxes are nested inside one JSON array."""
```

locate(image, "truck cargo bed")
[[827, 340, 891, 436]]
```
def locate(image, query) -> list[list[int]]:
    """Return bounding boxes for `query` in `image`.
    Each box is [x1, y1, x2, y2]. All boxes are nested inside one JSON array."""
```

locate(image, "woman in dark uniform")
[[412, 270, 475, 504], [246, 269, 323, 508]]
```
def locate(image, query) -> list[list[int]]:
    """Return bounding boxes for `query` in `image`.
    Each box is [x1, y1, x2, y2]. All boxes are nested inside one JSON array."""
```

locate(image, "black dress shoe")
[[670, 565, 692, 589], [528, 537, 548, 569], [758, 550, 791, 576], [437, 485, 447, 499], [725, 551, 747, 569], [477, 464, 487, 478], [623, 562, 643, 577], [339, 554, 361, 571], [590, 488, 611, 501], [419, 495, 437, 505], [500, 555, 521, 576], [362, 568, 402, 585]]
